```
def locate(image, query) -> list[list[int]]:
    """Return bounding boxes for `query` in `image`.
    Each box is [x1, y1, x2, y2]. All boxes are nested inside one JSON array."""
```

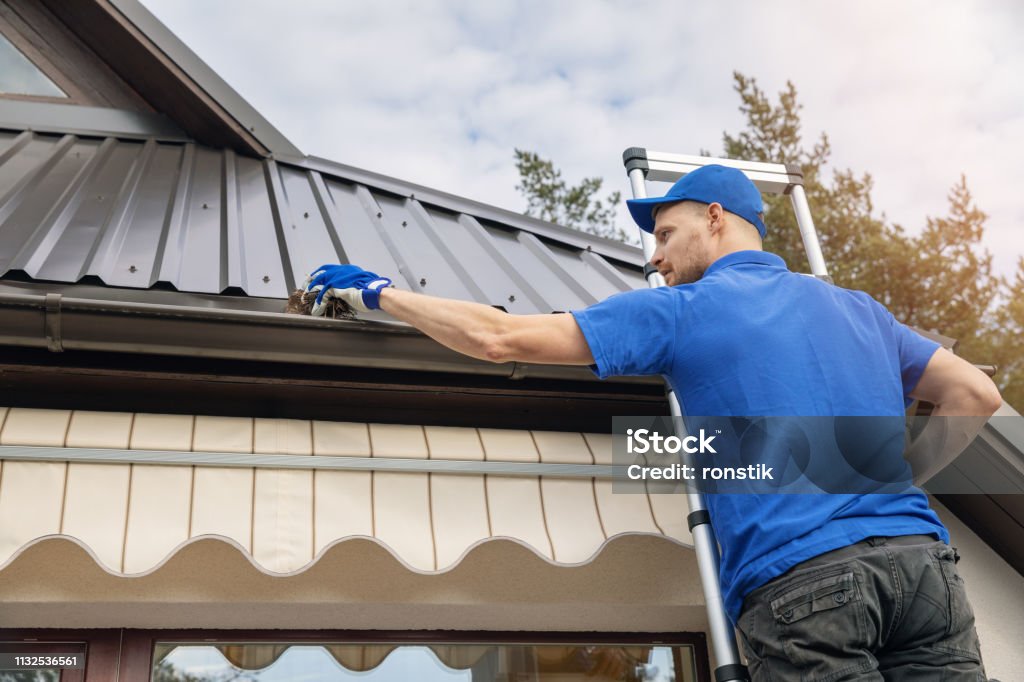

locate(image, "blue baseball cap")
[[626, 164, 766, 237]]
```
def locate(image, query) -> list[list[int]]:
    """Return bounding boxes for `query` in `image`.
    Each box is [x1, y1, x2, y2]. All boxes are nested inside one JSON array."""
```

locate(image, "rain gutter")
[[0, 291, 656, 385]]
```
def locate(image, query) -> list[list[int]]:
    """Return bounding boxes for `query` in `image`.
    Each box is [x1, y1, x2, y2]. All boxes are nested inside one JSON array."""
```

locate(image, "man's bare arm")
[[378, 287, 595, 366], [904, 347, 1003, 485]]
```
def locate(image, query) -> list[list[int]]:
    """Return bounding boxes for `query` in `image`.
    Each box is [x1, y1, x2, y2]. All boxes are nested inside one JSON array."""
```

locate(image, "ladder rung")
[[623, 148, 803, 196]]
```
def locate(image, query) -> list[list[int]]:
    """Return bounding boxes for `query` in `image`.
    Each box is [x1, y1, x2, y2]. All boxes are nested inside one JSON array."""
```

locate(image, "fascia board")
[[105, 0, 303, 157]]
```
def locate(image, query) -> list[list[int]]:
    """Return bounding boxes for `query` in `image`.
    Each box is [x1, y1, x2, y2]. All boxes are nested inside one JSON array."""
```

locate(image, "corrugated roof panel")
[[33, 139, 148, 283], [580, 250, 637, 294], [515, 232, 600, 307], [172, 145, 225, 293], [108, 142, 186, 289], [467, 221, 555, 312], [232, 155, 289, 297], [542, 241, 636, 302], [273, 163, 344, 294], [319, 178, 407, 286], [0, 135, 97, 273], [0, 132, 38, 194], [607, 259, 645, 290], [410, 208, 527, 311], [480, 225, 594, 311], [12, 137, 120, 279], [152, 143, 195, 288], [0, 131, 21, 157], [372, 193, 481, 303], [0, 128, 647, 311]]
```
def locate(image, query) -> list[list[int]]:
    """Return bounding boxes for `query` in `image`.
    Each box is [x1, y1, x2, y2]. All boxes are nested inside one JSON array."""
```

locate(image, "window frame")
[[0, 23, 79, 103], [0, 629, 712, 682]]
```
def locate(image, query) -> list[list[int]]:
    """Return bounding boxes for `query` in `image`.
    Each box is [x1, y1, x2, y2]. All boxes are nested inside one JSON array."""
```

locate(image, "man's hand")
[[302, 265, 594, 366], [304, 264, 393, 315], [905, 347, 1002, 485]]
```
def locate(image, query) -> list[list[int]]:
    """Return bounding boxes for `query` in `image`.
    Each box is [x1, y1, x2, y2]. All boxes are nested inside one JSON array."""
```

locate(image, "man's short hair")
[[651, 200, 705, 222], [651, 200, 763, 241]]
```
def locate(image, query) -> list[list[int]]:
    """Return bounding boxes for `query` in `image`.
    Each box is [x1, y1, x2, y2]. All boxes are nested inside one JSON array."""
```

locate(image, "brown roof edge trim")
[[100, 0, 301, 157], [0, 291, 656, 386]]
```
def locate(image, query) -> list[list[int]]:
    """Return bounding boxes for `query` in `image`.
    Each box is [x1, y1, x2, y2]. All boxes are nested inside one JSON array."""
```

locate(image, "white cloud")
[[141, 0, 1024, 277]]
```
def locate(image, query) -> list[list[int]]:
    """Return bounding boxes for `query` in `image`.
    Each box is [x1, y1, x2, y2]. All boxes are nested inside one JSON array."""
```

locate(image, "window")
[[152, 641, 704, 682], [0, 31, 67, 98], [0, 631, 709, 681]]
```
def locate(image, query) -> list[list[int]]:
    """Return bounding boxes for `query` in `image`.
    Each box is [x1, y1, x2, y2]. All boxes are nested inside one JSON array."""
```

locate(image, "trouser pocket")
[[740, 565, 875, 681]]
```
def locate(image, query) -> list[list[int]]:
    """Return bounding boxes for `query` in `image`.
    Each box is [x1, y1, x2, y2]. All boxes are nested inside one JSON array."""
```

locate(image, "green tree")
[[719, 72, 1021, 408], [514, 148, 631, 243], [720, 73, 914, 298], [986, 260, 1024, 410], [892, 176, 999, 350]]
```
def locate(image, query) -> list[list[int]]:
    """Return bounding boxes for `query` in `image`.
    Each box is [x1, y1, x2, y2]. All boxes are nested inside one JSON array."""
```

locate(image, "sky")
[[140, 0, 1023, 279]]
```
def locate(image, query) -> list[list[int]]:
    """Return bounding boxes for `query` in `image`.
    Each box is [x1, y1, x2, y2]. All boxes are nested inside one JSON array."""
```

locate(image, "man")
[[304, 165, 1001, 680]]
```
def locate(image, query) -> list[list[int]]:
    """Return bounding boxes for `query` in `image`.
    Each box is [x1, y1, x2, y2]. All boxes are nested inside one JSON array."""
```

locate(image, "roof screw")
[[262, 275, 270, 283], [376, 211, 382, 219], [249, 126, 255, 132], [401, 220, 407, 227], [97, 195, 103, 201], [202, 203, 208, 209], [410, 193, 415, 199], [128, 265, 137, 273], [420, 278, 427, 287], [508, 295, 515, 303], [303, 212, 309, 219]]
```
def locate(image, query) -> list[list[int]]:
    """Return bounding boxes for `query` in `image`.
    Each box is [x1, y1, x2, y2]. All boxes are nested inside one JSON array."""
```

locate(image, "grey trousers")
[[736, 535, 987, 681]]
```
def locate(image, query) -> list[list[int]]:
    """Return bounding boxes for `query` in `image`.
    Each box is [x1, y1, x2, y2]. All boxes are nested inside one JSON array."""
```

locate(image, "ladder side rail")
[[626, 165, 749, 682], [789, 184, 829, 278]]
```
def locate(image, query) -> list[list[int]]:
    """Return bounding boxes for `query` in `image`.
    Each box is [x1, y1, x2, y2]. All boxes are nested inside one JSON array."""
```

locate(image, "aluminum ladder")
[[621, 148, 830, 682]]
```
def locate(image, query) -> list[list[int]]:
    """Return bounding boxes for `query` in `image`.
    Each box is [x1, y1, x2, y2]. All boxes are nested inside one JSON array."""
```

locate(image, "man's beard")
[[673, 233, 710, 284]]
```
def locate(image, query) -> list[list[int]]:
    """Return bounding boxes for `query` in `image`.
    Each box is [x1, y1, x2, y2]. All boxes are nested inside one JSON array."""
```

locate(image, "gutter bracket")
[[509, 362, 528, 380], [44, 293, 63, 352]]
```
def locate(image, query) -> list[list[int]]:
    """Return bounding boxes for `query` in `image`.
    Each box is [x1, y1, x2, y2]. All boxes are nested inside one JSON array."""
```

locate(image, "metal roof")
[[0, 128, 644, 313]]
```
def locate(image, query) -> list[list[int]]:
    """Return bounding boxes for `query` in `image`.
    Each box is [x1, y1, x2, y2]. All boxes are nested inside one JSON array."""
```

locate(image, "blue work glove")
[[304, 264, 393, 315]]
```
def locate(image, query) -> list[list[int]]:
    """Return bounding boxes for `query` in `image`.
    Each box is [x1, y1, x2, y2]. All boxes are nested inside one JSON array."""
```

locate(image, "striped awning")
[[0, 406, 702, 630]]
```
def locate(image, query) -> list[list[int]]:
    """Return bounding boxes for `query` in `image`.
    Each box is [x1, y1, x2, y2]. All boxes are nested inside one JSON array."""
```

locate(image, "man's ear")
[[707, 202, 725, 234]]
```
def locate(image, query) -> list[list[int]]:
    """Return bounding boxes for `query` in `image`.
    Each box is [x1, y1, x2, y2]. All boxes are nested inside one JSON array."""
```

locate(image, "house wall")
[[0, 0, 151, 109], [933, 499, 1024, 680], [0, 406, 1020, 679]]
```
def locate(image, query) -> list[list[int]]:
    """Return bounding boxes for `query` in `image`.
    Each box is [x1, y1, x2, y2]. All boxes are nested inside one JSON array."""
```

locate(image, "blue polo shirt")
[[570, 250, 947, 621]]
